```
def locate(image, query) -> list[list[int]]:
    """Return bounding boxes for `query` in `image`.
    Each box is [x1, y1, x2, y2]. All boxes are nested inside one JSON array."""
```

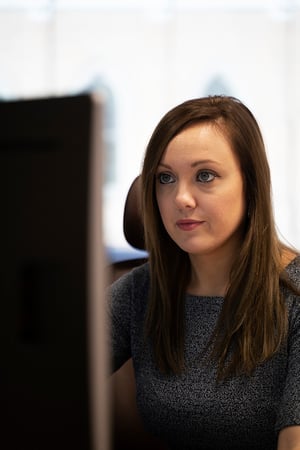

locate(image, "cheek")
[[157, 197, 171, 223], [156, 194, 166, 218], [209, 188, 246, 225], [220, 193, 246, 226], [156, 196, 174, 234]]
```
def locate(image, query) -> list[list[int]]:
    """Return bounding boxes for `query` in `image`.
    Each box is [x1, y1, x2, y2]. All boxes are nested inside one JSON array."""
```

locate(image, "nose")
[[174, 183, 197, 210]]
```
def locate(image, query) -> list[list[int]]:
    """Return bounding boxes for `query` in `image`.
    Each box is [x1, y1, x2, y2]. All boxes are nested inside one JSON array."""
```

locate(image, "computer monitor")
[[0, 94, 109, 450]]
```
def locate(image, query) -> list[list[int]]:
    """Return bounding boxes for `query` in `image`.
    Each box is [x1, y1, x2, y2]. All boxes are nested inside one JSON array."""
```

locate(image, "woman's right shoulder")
[[108, 262, 150, 298]]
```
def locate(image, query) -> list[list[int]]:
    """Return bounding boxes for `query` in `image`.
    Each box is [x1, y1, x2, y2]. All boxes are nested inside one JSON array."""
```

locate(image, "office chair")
[[109, 176, 167, 450], [110, 175, 147, 283]]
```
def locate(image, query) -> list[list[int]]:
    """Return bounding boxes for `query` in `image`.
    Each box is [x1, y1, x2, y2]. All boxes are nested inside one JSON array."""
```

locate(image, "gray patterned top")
[[108, 256, 300, 450]]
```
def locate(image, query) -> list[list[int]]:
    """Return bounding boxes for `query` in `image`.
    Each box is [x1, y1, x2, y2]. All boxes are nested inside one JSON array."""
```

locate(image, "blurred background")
[[1, 0, 300, 261]]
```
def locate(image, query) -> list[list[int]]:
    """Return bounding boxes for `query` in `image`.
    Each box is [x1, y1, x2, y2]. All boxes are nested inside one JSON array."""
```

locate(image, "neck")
[[188, 251, 235, 297]]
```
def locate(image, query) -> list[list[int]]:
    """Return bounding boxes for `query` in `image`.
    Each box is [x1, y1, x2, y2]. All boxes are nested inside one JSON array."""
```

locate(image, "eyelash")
[[157, 172, 175, 184], [157, 170, 217, 184], [196, 170, 217, 183]]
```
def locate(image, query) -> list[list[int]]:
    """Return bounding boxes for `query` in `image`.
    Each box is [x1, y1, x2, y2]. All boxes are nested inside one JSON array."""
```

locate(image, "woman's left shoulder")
[[285, 255, 300, 289], [283, 256, 300, 324]]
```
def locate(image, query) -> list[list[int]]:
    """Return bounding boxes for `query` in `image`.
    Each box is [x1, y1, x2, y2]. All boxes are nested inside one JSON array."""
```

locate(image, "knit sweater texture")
[[108, 256, 300, 450]]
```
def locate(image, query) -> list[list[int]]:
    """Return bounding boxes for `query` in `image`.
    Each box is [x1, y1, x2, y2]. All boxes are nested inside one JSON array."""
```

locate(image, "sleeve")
[[275, 296, 300, 432], [106, 271, 134, 373]]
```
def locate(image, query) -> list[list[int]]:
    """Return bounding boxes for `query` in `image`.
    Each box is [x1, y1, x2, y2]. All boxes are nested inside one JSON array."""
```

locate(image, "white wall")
[[1, 1, 300, 251]]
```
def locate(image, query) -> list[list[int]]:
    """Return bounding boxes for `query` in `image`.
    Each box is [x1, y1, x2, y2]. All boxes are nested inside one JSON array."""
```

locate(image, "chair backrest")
[[123, 175, 145, 250], [109, 175, 147, 282]]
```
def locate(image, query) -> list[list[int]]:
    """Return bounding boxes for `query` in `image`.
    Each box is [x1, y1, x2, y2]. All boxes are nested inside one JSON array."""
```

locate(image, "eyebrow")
[[158, 159, 220, 169]]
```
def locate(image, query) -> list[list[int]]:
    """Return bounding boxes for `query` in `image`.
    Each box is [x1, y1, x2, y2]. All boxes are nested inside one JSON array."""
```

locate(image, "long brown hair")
[[141, 95, 298, 379]]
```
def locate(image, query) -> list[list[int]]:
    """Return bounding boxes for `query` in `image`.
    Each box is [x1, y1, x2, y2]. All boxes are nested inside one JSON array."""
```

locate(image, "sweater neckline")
[[185, 255, 300, 301]]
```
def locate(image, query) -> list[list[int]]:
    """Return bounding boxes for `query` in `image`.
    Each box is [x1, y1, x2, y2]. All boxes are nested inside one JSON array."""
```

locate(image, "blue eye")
[[197, 171, 216, 183], [157, 172, 175, 184]]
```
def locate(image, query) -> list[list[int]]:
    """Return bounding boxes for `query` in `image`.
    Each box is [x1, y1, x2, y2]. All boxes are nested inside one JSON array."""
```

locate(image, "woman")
[[108, 96, 300, 449]]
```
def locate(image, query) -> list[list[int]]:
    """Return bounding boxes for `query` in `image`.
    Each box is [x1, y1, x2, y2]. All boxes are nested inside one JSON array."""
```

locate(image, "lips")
[[176, 219, 204, 231]]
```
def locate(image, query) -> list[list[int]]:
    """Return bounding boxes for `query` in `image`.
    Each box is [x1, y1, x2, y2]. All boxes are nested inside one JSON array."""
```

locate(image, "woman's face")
[[155, 122, 246, 261]]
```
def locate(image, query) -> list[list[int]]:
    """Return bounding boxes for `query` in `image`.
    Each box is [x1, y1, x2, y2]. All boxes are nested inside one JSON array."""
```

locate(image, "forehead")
[[160, 122, 238, 167]]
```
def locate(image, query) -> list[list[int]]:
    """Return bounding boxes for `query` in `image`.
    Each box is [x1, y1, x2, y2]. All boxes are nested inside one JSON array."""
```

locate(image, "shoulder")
[[285, 255, 300, 290], [107, 263, 150, 371], [109, 262, 150, 297], [107, 262, 150, 317], [283, 256, 300, 332], [276, 257, 300, 434]]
